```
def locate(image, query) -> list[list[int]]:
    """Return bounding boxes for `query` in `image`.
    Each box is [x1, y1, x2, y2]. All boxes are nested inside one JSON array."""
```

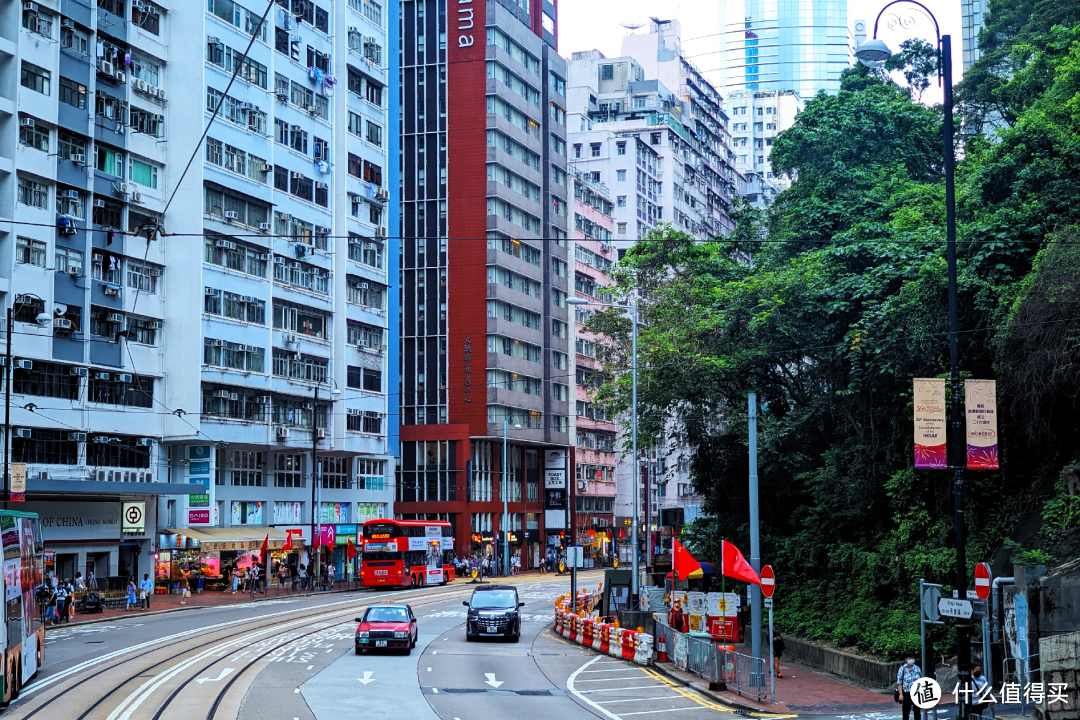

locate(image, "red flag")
[[282, 532, 294, 552], [672, 539, 704, 581], [346, 538, 357, 560], [261, 533, 269, 568], [721, 540, 761, 585]]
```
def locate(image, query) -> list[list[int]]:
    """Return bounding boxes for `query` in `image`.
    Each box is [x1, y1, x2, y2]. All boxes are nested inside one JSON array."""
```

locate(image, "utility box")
[[602, 569, 632, 618]]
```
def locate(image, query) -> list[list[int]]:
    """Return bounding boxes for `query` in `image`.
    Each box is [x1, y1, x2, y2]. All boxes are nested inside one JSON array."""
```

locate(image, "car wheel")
[[466, 633, 475, 642], [511, 633, 520, 643]]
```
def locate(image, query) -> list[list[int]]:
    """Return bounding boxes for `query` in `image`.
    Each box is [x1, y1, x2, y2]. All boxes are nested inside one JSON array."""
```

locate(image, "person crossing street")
[[897, 653, 923, 720]]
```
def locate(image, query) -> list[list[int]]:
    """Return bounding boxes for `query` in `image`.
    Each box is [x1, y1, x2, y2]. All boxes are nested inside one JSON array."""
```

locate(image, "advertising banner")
[[913, 378, 947, 468], [10, 463, 25, 503], [965, 379, 999, 469], [187, 445, 213, 525]]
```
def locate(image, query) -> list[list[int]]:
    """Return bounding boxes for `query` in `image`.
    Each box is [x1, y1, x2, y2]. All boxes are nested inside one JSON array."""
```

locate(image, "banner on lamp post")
[[914, 378, 947, 468], [965, 379, 999, 469]]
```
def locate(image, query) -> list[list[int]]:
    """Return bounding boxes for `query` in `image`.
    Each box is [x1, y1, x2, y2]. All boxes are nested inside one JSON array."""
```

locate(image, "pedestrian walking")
[[178, 572, 190, 605], [44, 587, 58, 626], [86, 570, 96, 591], [772, 631, 785, 678], [140, 573, 154, 610], [971, 665, 992, 718], [75, 572, 86, 592], [299, 564, 308, 590], [327, 562, 336, 589], [231, 566, 240, 594], [668, 600, 684, 632], [56, 582, 70, 623], [251, 564, 262, 594], [279, 563, 289, 590], [126, 579, 137, 611], [897, 653, 923, 720]]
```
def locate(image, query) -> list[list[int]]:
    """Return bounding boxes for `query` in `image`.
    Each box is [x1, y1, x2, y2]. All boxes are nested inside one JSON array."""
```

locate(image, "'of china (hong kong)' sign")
[[913, 379, 947, 468], [965, 379, 999, 470]]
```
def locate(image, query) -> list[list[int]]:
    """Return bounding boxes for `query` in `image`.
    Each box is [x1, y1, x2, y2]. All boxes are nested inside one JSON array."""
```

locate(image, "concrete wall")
[[1035, 630, 1080, 720], [778, 635, 897, 689]]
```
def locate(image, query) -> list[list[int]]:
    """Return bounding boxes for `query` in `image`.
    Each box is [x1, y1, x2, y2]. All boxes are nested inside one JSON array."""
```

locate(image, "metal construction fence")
[[655, 620, 768, 700]]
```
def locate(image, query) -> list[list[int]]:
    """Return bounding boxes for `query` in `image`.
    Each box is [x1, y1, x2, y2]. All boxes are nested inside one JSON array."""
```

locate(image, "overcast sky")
[[558, 0, 963, 105]]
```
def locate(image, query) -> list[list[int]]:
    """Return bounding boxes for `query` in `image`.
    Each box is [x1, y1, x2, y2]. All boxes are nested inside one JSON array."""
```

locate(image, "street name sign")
[[938, 597, 973, 619]]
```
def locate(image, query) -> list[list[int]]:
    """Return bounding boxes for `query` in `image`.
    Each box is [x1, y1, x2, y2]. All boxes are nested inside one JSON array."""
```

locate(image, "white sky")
[[558, 0, 963, 105]]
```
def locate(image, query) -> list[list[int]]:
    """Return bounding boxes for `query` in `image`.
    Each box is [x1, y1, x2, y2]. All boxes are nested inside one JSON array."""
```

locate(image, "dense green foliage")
[[588, 0, 1080, 658]]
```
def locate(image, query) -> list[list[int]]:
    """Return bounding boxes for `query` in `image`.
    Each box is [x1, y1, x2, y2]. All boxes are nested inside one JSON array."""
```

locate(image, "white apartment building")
[[2, 0, 392, 586], [726, 89, 802, 208]]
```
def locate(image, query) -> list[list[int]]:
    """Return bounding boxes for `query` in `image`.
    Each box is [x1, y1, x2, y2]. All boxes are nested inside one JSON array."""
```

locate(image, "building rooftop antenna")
[[620, 21, 645, 34]]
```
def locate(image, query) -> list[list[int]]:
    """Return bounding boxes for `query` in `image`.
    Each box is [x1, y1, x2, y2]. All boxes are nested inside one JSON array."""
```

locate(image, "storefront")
[[470, 533, 495, 559], [331, 524, 357, 579], [161, 527, 295, 591]]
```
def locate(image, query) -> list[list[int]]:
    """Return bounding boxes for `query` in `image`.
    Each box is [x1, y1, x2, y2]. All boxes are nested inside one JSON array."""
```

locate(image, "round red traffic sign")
[[760, 565, 776, 598], [974, 562, 992, 600]]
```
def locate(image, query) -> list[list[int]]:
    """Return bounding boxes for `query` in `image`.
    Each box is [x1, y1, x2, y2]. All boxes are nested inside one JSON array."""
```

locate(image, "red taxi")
[[354, 603, 418, 655]]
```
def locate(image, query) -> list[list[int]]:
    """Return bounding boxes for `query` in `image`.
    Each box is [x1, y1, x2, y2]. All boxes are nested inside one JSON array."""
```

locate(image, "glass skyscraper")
[[718, 0, 855, 97]]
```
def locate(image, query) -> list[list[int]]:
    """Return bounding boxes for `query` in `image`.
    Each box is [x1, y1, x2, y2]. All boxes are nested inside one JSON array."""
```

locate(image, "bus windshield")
[[362, 551, 402, 561]]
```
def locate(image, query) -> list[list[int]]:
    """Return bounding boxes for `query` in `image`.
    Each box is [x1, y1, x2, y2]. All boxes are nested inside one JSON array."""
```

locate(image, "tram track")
[[8, 583, 475, 720]]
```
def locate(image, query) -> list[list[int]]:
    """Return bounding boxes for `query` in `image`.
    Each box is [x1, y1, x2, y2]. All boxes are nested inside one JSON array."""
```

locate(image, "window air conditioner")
[[23, 2, 38, 13], [71, 153, 86, 164], [209, 339, 224, 347], [139, 438, 154, 447], [102, 61, 114, 75], [259, 396, 272, 405], [157, 89, 166, 101], [13, 360, 33, 370], [64, 189, 79, 199], [214, 390, 230, 398], [305, 105, 318, 114], [205, 287, 221, 296], [109, 313, 125, 323], [360, 282, 369, 289], [316, 428, 326, 440], [118, 373, 133, 383], [96, 372, 110, 380], [115, 72, 126, 83], [94, 199, 106, 208], [258, 222, 271, 231], [131, 190, 141, 203], [276, 91, 289, 102], [70, 367, 89, 377], [276, 427, 290, 440], [19, 118, 34, 128], [215, 239, 237, 249], [229, 393, 238, 401], [151, 321, 164, 329], [376, 226, 387, 237], [315, 182, 327, 190], [54, 318, 73, 330], [12, 429, 32, 439], [223, 211, 238, 219], [62, 18, 74, 28], [93, 436, 112, 444], [69, 432, 88, 442]]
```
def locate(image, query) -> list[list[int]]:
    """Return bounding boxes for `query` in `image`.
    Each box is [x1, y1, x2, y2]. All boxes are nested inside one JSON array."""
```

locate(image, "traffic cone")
[[657, 633, 668, 662]]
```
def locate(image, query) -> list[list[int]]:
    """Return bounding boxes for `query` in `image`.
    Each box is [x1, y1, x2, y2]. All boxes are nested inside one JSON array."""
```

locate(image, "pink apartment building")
[[570, 169, 618, 564]]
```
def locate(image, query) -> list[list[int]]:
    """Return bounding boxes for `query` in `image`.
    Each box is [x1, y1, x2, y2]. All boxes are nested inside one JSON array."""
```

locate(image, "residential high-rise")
[[726, 88, 802, 207], [394, 0, 571, 568], [717, 0, 854, 98], [569, 169, 617, 561], [3, 0, 393, 585], [567, 21, 740, 245]]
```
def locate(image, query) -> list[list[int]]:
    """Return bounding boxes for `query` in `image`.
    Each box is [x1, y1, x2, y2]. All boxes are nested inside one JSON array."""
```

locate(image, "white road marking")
[[427, 667, 432, 671], [195, 668, 235, 684], [621, 709, 707, 716], [358, 672, 375, 685], [582, 668, 644, 673], [294, 689, 300, 694], [574, 676, 646, 682], [433, 651, 437, 655], [567, 656, 622, 720], [433, 688, 439, 694], [307, 665, 314, 670], [579, 685, 672, 693], [597, 697, 682, 704], [484, 673, 503, 689]]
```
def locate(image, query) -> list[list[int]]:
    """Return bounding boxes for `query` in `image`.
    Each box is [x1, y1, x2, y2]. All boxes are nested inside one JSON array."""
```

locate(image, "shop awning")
[[164, 527, 303, 551]]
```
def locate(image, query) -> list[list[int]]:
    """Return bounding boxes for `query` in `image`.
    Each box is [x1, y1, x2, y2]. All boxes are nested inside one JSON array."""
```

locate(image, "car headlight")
[[394, 631, 407, 638], [358, 631, 369, 638]]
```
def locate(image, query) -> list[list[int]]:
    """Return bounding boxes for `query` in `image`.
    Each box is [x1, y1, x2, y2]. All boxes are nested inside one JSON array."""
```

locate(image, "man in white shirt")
[[140, 573, 154, 610]]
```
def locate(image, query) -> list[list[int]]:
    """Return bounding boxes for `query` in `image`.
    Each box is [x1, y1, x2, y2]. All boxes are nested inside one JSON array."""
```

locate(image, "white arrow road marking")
[[358, 672, 375, 685], [195, 668, 235, 684], [484, 673, 503, 689]]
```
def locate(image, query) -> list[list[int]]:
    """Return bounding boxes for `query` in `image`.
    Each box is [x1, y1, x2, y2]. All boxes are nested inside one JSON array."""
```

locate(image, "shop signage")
[[25, 502, 121, 541], [189, 494, 210, 508], [10, 463, 26, 503], [188, 509, 210, 524], [319, 525, 335, 547], [187, 445, 214, 525], [119, 539, 141, 548], [545, 449, 567, 490], [122, 502, 146, 534], [545, 489, 566, 508], [335, 525, 357, 535], [189, 462, 210, 475]]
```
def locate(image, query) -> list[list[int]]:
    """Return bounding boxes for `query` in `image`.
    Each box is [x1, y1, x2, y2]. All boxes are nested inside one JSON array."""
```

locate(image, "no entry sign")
[[974, 562, 992, 600], [761, 565, 775, 598]]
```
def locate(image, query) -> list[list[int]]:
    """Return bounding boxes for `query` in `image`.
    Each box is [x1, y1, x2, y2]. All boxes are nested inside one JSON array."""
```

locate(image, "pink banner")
[[966, 380, 999, 469], [914, 379, 947, 468], [320, 525, 336, 548]]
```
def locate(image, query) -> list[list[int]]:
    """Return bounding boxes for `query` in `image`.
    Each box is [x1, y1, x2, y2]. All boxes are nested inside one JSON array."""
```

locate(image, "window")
[[126, 260, 161, 293], [486, 198, 541, 233], [320, 457, 351, 490], [56, 246, 84, 275], [553, 351, 568, 370], [206, 38, 268, 88], [348, 236, 384, 268], [13, 360, 79, 400], [96, 145, 123, 177], [487, 266, 540, 298], [88, 373, 155, 408], [552, 319, 567, 338], [18, 119, 48, 152], [203, 385, 271, 422], [61, 22, 89, 54], [91, 250, 123, 283], [600, 64, 613, 80], [616, 142, 627, 155], [13, 297, 45, 324], [487, 335, 541, 362], [273, 256, 330, 294], [126, 316, 160, 346], [58, 132, 87, 163], [346, 277, 386, 310], [204, 288, 267, 324], [129, 158, 159, 189], [93, 198, 123, 228], [347, 410, 384, 434], [348, 366, 383, 392], [21, 62, 50, 95], [273, 301, 328, 339], [17, 178, 48, 209], [13, 428, 78, 466], [274, 453, 305, 488], [129, 107, 164, 137], [272, 350, 329, 383], [204, 235, 268, 276], [487, 370, 541, 396], [347, 321, 383, 350], [366, 120, 382, 146], [231, 451, 265, 487], [617, 222, 627, 235], [204, 338, 265, 372], [616, 169, 626, 182], [487, 300, 540, 331], [488, 234, 541, 266], [204, 184, 271, 228]]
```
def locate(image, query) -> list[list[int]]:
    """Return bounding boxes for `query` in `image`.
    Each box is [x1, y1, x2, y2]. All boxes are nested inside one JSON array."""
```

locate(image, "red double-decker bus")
[[360, 519, 456, 588]]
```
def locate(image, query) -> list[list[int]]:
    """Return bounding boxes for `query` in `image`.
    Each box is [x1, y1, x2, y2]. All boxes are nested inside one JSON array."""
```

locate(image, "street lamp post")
[[567, 297, 639, 604], [857, 7, 969, 714], [502, 415, 520, 577]]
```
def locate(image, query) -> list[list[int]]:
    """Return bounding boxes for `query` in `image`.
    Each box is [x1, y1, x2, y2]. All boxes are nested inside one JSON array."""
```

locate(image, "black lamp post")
[[857, 3, 969, 714]]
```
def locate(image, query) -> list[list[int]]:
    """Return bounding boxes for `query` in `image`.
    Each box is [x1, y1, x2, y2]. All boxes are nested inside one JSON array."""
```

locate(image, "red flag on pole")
[[261, 532, 269, 569], [282, 532, 293, 552], [347, 538, 357, 560], [672, 539, 704, 581], [721, 540, 761, 585]]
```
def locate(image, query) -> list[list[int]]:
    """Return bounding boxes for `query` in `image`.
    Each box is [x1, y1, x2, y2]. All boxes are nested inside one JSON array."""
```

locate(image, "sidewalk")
[[653, 657, 898, 715], [51, 583, 359, 629]]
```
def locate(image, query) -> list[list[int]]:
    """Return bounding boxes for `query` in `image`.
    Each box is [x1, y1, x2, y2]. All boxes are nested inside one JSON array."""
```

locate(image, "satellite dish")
[[620, 21, 644, 32]]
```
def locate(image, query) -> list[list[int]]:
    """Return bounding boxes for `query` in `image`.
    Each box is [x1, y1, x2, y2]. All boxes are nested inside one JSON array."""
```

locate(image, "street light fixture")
[[858, 3, 971, 713], [567, 296, 641, 604], [502, 415, 521, 577]]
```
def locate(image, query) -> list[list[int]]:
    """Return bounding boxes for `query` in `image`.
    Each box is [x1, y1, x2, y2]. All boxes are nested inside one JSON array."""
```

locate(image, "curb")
[[650, 661, 787, 716], [46, 587, 363, 630]]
